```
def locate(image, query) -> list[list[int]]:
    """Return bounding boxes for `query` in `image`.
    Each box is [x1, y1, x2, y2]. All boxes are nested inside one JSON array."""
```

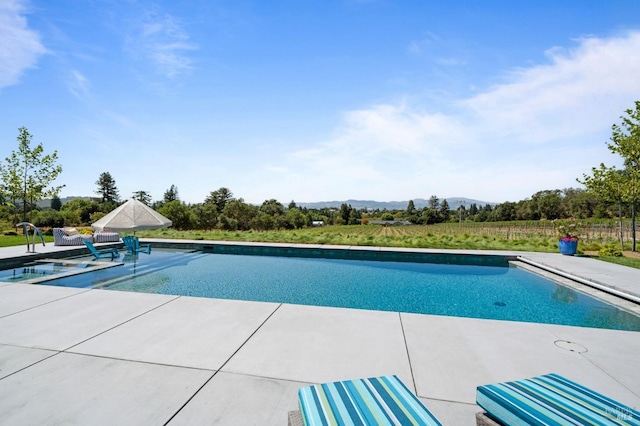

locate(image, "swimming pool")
[[4, 247, 640, 331]]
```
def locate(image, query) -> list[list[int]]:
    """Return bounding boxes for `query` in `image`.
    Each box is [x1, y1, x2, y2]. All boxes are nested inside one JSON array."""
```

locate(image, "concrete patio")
[[0, 240, 639, 425]]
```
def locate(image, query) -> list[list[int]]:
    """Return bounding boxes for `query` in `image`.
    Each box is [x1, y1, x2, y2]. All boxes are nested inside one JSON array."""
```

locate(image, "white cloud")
[[267, 31, 640, 202], [127, 10, 197, 78], [68, 69, 89, 99], [463, 31, 640, 144], [0, 0, 47, 88]]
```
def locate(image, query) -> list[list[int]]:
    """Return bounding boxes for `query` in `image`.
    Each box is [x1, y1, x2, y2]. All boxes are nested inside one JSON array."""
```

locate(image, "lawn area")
[[0, 234, 54, 247]]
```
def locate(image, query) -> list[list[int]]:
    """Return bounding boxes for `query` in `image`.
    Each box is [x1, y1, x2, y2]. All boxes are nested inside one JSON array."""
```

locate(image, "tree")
[[0, 127, 64, 222], [221, 198, 257, 230], [50, 195, 62, 211], [381, 212, 394, 221], [250, 212, 276, 230], [260, 199, 284, 216], [164, 185, 179, 203], [32, 208, 64, 228], [205, 187, 233, 212], [339, 203, 351, 225], [422, 208, 438, 224], [157, 200, 195, 230], [286, 208, 308, 229], [61, 198, 99, 225], [580, 101, 640, 251], [490, 202, 517, 222], [191, 203, 218, 230], [608, 101, 640, 251], [406, 200, 416, 217], [581, 164, 627, 250], [440, 199, 451, 222], [564, 188, 602, 219], [457, 204, 467, 223], [95, 172, 119, 203], [338, 203, 360, 225], [530, 190, 564, 220], [428, 195, 440, 209], [133, 190, 152, 205]]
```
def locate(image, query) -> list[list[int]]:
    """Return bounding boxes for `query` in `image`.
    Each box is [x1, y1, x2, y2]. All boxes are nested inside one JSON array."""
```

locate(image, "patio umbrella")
[[91, 198, 172, 232]]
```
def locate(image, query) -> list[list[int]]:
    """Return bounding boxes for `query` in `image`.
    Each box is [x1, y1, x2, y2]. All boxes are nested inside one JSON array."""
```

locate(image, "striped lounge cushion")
[[53, 228, 91, 246], [94, 232, 120, 243], [476, 373, 640, 425], [297, 375, 442, 426]]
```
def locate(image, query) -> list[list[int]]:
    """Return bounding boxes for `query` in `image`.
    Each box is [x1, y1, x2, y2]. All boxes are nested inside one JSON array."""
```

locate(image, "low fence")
[[434, 221, 638, 243]]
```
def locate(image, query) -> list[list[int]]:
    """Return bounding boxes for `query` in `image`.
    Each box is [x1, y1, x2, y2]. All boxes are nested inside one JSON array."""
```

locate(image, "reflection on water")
[[111, 273, 171, 294], [552, 285, 579, 304], [586, 307, 640, 330]]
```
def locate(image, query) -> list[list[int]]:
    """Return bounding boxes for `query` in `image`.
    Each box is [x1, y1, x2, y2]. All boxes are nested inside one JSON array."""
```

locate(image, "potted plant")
[[553, 218, 580, 256]]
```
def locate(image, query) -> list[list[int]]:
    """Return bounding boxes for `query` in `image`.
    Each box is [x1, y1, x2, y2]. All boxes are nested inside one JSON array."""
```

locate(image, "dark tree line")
[[3, 179, 633, 232]]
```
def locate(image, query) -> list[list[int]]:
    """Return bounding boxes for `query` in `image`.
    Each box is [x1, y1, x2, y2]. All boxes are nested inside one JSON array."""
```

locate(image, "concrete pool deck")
[[0, 240, 639, 425]]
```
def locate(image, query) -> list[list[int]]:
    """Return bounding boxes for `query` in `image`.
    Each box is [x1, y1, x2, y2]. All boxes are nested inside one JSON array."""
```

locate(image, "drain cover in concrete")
[[554, 340, 587, 353]]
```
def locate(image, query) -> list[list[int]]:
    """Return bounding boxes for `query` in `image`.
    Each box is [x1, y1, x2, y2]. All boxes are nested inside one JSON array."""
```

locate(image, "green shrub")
[[598, 244, 623, 257], [32, 209, 64, 228]]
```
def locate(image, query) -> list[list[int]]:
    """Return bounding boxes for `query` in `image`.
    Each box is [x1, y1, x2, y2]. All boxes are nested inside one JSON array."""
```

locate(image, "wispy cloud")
[[271, 31, 640, 202], [408, 32, 468, 67], [463, 31, 640, 144], [0, 0, 47, 89], [68, 69, 89, 99], [126, 9, 197, 79]]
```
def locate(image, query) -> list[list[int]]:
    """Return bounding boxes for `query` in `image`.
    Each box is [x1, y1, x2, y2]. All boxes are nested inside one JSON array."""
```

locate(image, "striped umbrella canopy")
[[91, 198, 172, 232]]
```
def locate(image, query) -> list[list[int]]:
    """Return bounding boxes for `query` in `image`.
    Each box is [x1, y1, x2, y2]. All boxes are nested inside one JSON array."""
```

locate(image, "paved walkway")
[[0, 240, 639, 425]]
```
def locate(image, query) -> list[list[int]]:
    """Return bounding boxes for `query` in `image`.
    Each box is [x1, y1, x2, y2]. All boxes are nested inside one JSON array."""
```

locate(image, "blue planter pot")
[[558, 239, 578, 256]]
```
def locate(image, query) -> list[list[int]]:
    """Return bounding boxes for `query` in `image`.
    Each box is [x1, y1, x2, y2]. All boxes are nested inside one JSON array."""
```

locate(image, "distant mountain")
[[297, 197, 497, 210], [35, 196, 93, 208], [34, 196, 497, 211]]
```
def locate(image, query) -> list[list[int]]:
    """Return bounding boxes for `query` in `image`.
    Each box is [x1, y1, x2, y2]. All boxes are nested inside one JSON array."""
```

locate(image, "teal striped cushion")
[[297, 375, 442, 426], [476, 373, 640, 425]]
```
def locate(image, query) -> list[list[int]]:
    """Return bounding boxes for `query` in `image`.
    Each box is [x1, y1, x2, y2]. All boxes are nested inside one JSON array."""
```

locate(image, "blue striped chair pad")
[[53, 228, 92, 246], [476, 373, 640, 425], [94, 232, 120, 243], [297, 375, 442, 425]]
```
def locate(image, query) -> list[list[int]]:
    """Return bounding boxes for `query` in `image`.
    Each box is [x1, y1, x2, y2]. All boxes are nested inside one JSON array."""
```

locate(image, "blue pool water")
[[7, 249, 640, 331]]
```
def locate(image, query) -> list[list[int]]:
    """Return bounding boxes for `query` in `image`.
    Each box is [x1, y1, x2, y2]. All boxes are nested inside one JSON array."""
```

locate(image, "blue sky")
[[2, 0, 640, 205]]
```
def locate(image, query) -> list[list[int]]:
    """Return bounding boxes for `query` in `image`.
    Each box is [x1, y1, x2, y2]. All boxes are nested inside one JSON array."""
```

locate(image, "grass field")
[[0, 234, 54, 247], [134, 221, 634, 251], [3, 222, 639, 269]]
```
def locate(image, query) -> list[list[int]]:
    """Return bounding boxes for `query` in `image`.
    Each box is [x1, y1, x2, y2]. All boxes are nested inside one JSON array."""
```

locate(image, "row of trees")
[[10, 181, 629, 231], [580, 101, 639, 250]]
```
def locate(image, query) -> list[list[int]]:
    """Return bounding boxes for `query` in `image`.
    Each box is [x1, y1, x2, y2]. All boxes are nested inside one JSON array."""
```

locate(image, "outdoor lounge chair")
[[53, 228, 93, 246], [288, 375, 442, 426], [476, 373, 640, 425], [93, 230, 120, 243], [122, 236, 151, 254], [83, 241, 119, 260]]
